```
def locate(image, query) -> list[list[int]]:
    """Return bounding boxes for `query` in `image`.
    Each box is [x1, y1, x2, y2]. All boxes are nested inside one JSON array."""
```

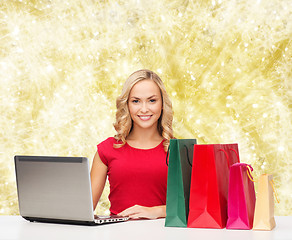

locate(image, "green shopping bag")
[[165, 139, 197, 227]]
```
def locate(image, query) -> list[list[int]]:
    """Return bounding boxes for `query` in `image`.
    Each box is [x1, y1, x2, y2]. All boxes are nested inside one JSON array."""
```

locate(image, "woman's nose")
[[140, 102, 148, 112]]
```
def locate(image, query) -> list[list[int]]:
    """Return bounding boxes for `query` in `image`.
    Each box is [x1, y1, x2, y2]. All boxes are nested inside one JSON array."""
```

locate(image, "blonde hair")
[[113, 69, 174, 152]]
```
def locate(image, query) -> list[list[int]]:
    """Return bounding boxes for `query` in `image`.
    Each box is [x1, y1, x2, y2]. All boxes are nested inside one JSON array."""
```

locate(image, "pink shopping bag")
[[226, 163, 256, 230]]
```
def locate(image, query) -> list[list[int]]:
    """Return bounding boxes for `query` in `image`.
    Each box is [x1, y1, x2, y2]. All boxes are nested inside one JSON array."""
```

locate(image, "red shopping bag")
[[226, 163, 256, 230], [187, 144, 240, 229]]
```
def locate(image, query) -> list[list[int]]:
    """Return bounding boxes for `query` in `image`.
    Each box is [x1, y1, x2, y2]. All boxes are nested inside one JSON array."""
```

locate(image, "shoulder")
[[97, 137, 121, 166], [98, 137, 116, 145], [97, 137, 120, 150]]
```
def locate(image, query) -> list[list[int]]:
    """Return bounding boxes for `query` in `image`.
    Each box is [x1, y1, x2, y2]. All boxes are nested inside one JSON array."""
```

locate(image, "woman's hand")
[[118, 205, 166, 220]]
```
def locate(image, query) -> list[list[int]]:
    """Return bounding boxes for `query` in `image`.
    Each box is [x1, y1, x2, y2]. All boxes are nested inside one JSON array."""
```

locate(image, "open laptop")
[[14, 155, 129, 225]]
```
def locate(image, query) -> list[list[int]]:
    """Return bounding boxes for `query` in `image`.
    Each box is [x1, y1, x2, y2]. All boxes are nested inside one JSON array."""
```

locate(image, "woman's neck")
[[126, 127, 163, 149]]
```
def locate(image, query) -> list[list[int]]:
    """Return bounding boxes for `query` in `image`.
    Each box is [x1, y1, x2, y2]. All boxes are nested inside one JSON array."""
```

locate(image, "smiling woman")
[[127, 79, 163, 148], [113, 70, 174, 152], [90, 69, 175, 219]]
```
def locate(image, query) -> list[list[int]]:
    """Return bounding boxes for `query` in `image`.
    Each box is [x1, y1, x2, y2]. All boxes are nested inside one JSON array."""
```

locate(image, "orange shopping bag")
[[253, 174, 278, 231]]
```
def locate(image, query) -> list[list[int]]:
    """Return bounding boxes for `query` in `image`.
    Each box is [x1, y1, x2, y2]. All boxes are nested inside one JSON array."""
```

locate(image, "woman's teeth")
[[139, 115, 151, 120]]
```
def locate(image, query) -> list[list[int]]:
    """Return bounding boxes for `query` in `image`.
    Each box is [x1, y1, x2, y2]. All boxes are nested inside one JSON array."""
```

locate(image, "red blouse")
[[97, 137, 167, 215]]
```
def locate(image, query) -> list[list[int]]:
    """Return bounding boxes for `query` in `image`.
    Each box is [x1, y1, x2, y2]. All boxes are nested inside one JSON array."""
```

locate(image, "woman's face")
[[128, 79, 163, 132]]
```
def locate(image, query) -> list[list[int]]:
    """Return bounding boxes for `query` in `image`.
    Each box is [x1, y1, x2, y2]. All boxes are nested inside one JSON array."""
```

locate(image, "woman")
[[90, 69, 174, 219]]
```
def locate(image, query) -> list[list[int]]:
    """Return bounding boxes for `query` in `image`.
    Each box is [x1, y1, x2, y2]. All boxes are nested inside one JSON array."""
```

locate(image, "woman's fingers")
[[118, 205, 164, 219], [118, 205, 143, 217]]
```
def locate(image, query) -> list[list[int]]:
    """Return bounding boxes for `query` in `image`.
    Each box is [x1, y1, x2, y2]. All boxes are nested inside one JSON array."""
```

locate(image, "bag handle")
[[165, 144, 192, 166], [219, 148, 240, 168], [184, 145, 192, 166], [246, 167, 280, 204], [219, 149, 230, 168], [246, 165, 256, 182], [270, 179, 280, 203], [230, 148, 240, 163], [166, 147, 170, 166]]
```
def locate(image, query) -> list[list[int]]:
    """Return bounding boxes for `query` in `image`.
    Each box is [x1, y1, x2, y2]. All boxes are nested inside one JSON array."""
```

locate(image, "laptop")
[[14, 155, 129, 225]]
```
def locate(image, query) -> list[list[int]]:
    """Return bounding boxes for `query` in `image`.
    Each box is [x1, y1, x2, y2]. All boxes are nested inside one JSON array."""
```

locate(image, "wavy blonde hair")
[[113, 69, 174, 152]]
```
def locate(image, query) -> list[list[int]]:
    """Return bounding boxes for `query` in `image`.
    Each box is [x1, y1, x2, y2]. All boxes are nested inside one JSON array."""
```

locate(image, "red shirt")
[[97, 137, 167, 215]]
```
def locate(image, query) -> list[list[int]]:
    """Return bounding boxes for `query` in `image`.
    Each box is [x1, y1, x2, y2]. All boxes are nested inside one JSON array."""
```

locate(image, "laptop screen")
[[14, 156, 95, 222]]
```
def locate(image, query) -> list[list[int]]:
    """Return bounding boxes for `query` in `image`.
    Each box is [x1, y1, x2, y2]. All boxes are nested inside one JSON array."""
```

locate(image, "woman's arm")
[[118, 205, 166, 220], [90, 151, 108, 210]]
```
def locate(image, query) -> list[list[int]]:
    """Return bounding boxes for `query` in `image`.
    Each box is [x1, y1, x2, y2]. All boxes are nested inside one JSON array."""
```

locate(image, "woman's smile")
[[138, 115, 153, 121]]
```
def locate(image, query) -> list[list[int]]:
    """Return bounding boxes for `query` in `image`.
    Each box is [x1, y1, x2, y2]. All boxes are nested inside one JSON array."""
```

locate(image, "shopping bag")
[[165, 139, 197, 227], [253, 174, 278, 231], [226, 163, 256, 230], [187, 144, 240, 229]]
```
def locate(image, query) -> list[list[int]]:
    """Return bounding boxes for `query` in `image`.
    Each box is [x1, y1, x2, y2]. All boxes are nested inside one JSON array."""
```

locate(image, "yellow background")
[[0, 0, 291, 216]]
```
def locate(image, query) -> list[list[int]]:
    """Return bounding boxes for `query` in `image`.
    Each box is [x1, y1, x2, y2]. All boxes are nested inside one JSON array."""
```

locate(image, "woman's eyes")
[[131, 99, 157, 103]]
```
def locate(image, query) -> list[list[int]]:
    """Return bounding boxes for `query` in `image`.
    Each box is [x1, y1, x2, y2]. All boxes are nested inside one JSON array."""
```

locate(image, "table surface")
[[0, 216, 291, 240]]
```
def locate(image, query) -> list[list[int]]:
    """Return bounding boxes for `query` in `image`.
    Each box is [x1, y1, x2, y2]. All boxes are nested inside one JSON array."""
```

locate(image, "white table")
[[0, 216, 291, 240]]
